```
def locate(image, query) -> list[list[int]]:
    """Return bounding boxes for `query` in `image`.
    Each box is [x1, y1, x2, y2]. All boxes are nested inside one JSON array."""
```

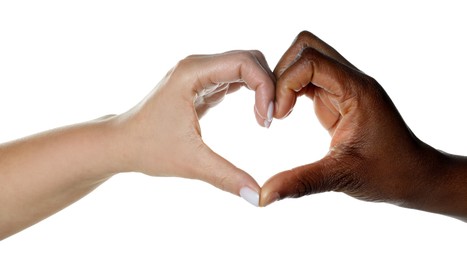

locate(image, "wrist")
[[93, 114, 134, 175], [102, 112, 153, 175], [404, 145, 467, 221], [434, 152, 467, 220]]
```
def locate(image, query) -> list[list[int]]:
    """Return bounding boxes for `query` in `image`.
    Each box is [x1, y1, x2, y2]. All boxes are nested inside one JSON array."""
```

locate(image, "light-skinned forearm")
[[0, 115, 124, 239]]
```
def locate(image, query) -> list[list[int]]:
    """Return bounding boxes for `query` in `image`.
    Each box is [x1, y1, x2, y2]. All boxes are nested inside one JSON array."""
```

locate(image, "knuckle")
[[237, 50, 257, 63], [175, 55, 196, 70], [232, 51, 262, 76], [365, 75, 381, 89], [296, 47, 321, 67], [183, 54, 201, 60], [217, 177, 229, 192], [297, 30, 311, 38], [176, 54, 207, 70], [169, 55, 202, 83], [296, 30, 318, 47], [169, 61, 188, 79], [203, 167, 231, 194], [299, 46, 319, 58], [249, 49, 264, 59]]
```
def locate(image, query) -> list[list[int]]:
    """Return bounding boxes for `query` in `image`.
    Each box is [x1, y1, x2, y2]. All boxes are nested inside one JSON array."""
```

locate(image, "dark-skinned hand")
[[260, 31, 467, 221]]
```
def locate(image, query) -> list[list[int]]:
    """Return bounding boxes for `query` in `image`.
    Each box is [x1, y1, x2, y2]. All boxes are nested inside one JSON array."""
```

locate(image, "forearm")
[[404, 148, 467, 221], [430, 153, 467, 221], [0, 115, 124, 239]]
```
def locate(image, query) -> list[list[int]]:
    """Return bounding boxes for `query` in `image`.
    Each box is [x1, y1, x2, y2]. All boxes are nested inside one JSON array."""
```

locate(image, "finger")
[[274, 31, 358, 79], [249, 50, 276, 128], [216, 50, 275, 127], [260, 156, 351, 207], [191, 142, 261, 207], [275, 47, 357, 119], [174, 51, 276, 128]]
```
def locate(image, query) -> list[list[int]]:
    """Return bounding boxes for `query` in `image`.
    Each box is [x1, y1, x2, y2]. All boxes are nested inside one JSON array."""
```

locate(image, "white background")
[[1, 0, 467, 259]]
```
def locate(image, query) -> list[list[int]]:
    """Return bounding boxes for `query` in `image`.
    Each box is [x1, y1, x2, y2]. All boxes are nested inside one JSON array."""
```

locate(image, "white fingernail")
[[267, 101, 274, 123], [240, 187, 259, 207], [263, 101, 274, 128]]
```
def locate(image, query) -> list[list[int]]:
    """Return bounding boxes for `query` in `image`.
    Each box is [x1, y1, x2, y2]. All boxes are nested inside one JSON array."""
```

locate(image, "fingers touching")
[[259, 31, 364, 206], [139, 33, 371, 208], [174, 38, 358, 206]]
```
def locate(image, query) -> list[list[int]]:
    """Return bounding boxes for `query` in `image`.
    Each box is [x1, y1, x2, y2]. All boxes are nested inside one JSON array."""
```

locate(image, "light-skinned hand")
[[0, 50, 275, 239]]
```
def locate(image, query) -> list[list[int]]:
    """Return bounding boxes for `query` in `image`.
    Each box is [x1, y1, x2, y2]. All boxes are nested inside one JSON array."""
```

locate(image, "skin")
[[2, 33, 465, 240], [260, 31, 467, 221], [0, 50, 275, 239]]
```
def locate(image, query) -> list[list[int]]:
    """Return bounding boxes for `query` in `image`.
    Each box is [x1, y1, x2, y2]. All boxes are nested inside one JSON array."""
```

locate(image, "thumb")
[[190, 143, 261, 207], [260, 156, 349, 207]]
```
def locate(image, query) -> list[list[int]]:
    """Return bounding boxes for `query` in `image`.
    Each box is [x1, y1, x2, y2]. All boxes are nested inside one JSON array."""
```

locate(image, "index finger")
[[275, 47, 359, 119], [274, 31, 358, 79], [175, 50, 276, 127]]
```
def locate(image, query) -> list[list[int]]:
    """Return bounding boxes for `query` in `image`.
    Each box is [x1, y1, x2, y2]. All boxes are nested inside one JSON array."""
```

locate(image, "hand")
[[116, 50, 275, 206], [260, 31, 467, 220], [0, 50, 275, 239]]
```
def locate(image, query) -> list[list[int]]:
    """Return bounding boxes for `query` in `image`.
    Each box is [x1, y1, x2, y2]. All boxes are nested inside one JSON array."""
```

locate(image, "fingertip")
[[259, 190, 280, 207], [237, 175, 261, 207], [265, 100, 274, 128], [259, 175, 282, 207], [240, 186, 260, 207], [251, 63, 275, 127], [254, 100, 274, 128], [267, 100, 274, 122]]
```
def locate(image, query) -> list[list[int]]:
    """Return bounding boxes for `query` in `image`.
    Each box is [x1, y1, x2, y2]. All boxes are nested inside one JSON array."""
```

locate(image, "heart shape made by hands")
[[201, 88, 329, 201]]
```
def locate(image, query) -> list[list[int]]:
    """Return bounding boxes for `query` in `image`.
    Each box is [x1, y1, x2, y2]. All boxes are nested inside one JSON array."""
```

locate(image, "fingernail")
[[267, 101, 274, 122], [264, 101, 274, 128], [240, 187, 259, 207], [263, 192, 280, 207]]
